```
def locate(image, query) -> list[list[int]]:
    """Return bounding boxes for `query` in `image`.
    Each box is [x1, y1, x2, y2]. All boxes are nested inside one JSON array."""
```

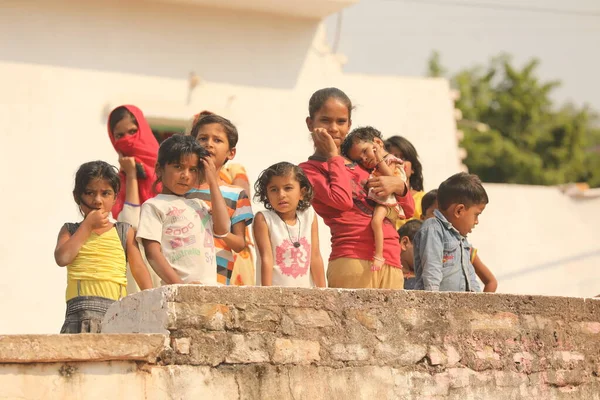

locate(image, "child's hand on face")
[[312, 127, 339, 159], [202, 157, 219, 183], [118, 153, 137, 176], [84, 209, 110, 231], [372, 142, 387, 161]]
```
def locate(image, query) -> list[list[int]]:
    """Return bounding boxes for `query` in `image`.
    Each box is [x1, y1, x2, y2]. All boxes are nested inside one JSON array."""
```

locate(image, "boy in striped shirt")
[[186, 112, 254, 285]]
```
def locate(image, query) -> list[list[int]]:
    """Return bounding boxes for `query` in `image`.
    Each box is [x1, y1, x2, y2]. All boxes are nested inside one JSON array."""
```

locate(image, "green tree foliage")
[[428, 53, 600, 187]]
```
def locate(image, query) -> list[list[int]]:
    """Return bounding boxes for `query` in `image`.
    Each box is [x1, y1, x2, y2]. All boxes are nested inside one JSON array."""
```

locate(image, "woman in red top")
[[299, 88, 415, 289]]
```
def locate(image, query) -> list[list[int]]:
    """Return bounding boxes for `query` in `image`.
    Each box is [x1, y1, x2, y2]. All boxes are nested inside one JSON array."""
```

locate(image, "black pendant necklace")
[[279, 213, 301, 248]]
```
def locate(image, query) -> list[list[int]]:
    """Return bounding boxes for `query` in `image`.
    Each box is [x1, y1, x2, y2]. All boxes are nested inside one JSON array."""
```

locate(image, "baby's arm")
[[309, 214, 326, 287], [54, 210, 108, 266], [142, 239, 184, 284], [253, 212, 273, 286], [126, 228, 153, 290], [202, 158, 230, 236], [375, 155, 395, 177], [417, 227, 445, 291], [472, 254, 498, 292]]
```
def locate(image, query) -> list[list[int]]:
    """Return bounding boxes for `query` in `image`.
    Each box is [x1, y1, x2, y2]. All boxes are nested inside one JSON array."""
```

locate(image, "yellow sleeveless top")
[[396, 190, 425, 230], [66, 227, 127, 301]]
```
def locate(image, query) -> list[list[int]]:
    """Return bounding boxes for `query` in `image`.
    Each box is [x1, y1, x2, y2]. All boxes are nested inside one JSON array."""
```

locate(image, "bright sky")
[[326, 0, 600, 111]]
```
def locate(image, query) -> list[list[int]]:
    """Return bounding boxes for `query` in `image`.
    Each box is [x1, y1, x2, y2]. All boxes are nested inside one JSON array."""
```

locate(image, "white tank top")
[[258, 207, 315, 288]]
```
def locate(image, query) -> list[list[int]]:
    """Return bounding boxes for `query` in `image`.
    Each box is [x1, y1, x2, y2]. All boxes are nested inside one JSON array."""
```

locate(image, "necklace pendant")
[[293, 242, 301, 248]]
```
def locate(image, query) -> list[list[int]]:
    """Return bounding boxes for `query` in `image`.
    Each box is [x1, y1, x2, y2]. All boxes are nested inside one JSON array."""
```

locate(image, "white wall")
[[469, 184, 600, 297], [0, 0, 461, 333]]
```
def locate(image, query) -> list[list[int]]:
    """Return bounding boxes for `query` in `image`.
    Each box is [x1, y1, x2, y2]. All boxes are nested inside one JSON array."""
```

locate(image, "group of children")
[[55, 87, 496, 334]]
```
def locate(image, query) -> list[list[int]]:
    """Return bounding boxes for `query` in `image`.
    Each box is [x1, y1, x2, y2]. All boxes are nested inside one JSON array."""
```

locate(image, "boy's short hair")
[[437, 172, 489, 210], [398, 219, 422, 242], [340, 126, 383, 159], [421, 189, 438, 215], [190, 111, 239, 149]]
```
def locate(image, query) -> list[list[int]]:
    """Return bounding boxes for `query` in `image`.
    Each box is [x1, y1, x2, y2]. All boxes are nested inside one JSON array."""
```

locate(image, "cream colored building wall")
[[469, 184, 600, 297]]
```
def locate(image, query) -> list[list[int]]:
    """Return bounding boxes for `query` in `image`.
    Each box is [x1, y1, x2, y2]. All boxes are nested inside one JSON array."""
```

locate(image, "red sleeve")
[[301, 157, 354, 212], [397, 189, 415, 219]]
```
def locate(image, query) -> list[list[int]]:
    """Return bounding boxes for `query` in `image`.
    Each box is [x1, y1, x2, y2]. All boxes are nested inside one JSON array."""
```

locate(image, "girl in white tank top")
[[253, 162, 326, 288]]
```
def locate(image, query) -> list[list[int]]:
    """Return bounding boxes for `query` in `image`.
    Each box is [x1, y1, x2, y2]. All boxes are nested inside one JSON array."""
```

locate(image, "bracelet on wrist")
[[213, 230, 230, 238], [124, 201, 141, 207]]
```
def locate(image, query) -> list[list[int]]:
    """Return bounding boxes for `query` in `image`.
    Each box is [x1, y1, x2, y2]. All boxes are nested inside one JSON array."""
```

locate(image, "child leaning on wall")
[[253, 162, 326, 288], [187, 112, 254, 286], [137, 135, 230, 285], [54, 161, 152, 333], [414, 173, 488, 292], [107, 105, 162, 291], [398, 219, 422, 290], [420, 188, 497, 292]]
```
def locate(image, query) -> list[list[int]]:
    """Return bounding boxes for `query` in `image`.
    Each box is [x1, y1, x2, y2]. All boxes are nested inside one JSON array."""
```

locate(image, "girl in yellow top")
[[385, 136, 425, 228], [54, 161, 152, 333]]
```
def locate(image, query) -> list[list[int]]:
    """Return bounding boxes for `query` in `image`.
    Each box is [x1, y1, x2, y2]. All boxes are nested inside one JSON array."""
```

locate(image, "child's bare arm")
[[142, 239, 184, 284], [202, 158, 230, 236], [221, 221, 247, 253], [253, 213, 274, 286], [119, 154, 140, 205], [126, 228, 153, 290], [54, 210, 108, 266], [309, 214, 326, 287], [472, 254, 498, 293], [375, 156, 395, 177]]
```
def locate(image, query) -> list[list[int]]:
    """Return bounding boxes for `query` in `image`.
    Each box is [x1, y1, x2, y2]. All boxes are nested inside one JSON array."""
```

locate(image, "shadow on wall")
[[0, 0, 318, 89]]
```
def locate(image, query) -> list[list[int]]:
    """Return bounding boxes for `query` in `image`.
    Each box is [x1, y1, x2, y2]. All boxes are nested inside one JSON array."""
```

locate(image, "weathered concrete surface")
[[0, 334, 167, 363], [3, 286, 600, 399], [103, 286, 600, 398]]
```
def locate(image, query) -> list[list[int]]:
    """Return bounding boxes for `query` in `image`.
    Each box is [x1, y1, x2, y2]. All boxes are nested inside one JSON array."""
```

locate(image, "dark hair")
[[308, 87, 353, 119], [73, 161, 120, 206], [155, 135, 209, 189], [108, 106, 138, 135], [340, 126, 383, 160], [384, 136, 424, 192], [437, 172, 489, 210], [421, 189, 438, 215], [190, 111, 239, 150], [254, 162, 313, 212], [398, 219, 422, 242]]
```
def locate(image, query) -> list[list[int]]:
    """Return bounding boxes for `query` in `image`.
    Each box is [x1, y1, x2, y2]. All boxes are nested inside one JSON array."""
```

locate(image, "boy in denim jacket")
[[414, 173, 488, 292]]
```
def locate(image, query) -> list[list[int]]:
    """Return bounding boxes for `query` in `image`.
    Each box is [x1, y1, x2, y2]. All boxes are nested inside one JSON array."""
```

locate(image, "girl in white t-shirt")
[[137, 135, 230, 285], [253, 162, 326, 288]]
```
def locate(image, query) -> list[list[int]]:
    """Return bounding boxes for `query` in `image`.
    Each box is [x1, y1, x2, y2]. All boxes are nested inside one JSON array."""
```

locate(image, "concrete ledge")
[[6, 287, 600, 399], [0, 334, 168, 364]]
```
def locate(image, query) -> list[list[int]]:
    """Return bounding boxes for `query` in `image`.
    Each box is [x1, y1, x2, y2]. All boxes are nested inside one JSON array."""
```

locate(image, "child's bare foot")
[[372, 255, 385, 271]]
